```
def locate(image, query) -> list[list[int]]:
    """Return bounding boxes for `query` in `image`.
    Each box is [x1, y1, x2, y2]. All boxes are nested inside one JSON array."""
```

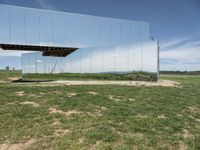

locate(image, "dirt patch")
[[51, 119, 61, 126], [96, 106, 107, 111], [0, 80, 6, 83], [6, 102, 17, 105], [78, 138, 85, 144], [7, 77, 21, 81], [187, 106, 200, 113], [86, 91, 98, 95], [157, 114, 166, 119], [89, 141, 101, 150], [128, 98, 135, 102], [87, 106, 108, 117], [177, 114, 183, 117], [178, 141, 188, 150], [20, 101, 40, 107], [189, 115, 200, 122], [108, 95, 122, 101], [136, 113, 148, 118], [39, 92, 45, 95], [182, 129, 193, 138], [15, 91, 26, 96], [49, 107, 80, 117], [15, 91, 42, 98], [28, 94, 42, 98], [67, 92, 77, 97], [158, 142, 173, 150], [18, 79, 180, 87], [0, 139, 36, 150], [52, 91, 62, 94], [129, 132, 144, 137], [54, 129, 70, 137]]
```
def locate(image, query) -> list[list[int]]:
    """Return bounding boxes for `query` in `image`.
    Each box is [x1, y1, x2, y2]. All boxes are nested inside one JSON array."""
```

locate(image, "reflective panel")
[[0, 5, 10, 43], [0, 4, 150, 47], [22, 41, 158, 74], [10, 7, 25, 44], [25, 9, 40, 45], [0, 4, 158, 75]]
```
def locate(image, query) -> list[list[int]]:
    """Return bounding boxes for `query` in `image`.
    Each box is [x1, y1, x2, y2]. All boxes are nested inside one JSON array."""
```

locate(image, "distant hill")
[[160, 71, 200, 75]]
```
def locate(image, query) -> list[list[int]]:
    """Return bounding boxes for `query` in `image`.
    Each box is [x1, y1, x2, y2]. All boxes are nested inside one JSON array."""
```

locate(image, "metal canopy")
[[0, 44, 78, 57]]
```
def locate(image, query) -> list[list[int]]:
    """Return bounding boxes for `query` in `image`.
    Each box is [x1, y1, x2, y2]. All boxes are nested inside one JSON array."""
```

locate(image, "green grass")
[[0, 71, 200, 149]]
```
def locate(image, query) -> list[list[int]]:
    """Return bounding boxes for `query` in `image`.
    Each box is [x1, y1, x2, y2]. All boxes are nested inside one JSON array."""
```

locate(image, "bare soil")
[[18, 80, 180, 87], [20, 101, 40, 107], [0, 139, 36, 150]]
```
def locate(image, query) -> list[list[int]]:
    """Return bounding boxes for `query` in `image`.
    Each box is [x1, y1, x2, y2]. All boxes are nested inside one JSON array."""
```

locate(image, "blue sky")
[[0, 0, 200, 71]]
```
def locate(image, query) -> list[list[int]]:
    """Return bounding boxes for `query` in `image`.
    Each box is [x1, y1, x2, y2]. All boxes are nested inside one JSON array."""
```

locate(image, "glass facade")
[[0, 4, 158, 74]]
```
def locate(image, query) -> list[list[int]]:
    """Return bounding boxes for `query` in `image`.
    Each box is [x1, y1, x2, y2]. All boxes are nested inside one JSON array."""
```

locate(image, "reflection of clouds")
[[34, 0, 57, 11], [160, 37, 200, 71], [36, 60, 43, 63], [25, 65, 35, 68], [161, 36, 191, 50], [0, 49, 33, 57], [22, 41, 158, 73]]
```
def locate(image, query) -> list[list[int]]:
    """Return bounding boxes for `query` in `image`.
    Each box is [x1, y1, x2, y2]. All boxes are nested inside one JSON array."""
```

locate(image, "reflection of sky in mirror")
[[22, 41, 158, 74], [0, 4, 149, 48]]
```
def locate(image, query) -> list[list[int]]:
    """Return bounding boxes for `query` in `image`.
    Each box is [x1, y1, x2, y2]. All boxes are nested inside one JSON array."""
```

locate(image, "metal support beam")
[[157, 41, 160, 81], [0, 44, 78, 57]]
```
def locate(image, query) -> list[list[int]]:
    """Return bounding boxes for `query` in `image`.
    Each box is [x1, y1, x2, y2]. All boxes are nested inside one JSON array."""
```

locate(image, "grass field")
[[22, 72, 157, 81], [0, 71, 200, 150]]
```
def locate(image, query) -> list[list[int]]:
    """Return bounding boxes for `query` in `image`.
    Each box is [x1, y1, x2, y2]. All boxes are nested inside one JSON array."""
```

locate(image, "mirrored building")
[[0, 4, 159, 75]]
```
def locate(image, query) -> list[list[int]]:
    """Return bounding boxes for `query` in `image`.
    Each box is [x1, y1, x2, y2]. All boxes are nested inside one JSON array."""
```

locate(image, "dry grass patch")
[[108, 95, 122, 101], [128, 98, 135, 102], [157, 114, 166, 119], [136, 113, 148, 118], [67, 92, 77, 97], [15, 91, 26, 96], [177, 114, 183, 117], [78, 138, 85, 144], [0, 80, 6, 83], [51, 119, 61, 126], [49, 107, 81, 117], [52, 91, 62, 94], [7, 77, 21, 81], [157, 142, 173, 150], [189, 115, 200, 122], [20, 101, 40, 108], [6, 102, 17, 106], [89, 141, 101, 150], [86, 91, 98, 95], [54, 129, 70, 137], [178, 141, 188, 150], [182, 129, 193, 138], [0, 139, 36, 150], [87, 106, 108, 117], [28, 94, 42, 98], [187, 106, 200, 113]]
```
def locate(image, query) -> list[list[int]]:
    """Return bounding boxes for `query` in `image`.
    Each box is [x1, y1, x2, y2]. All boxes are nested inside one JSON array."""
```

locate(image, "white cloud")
[[34, 0, 57, 11], [160, 37, 200, 71], [0, 49, 33, 57], [160, 36, 191, 50]]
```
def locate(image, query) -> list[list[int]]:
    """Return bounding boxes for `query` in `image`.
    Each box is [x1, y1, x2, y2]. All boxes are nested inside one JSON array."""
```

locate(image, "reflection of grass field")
[[22, 72, 157, 81], [0, 71, 200, 149]]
